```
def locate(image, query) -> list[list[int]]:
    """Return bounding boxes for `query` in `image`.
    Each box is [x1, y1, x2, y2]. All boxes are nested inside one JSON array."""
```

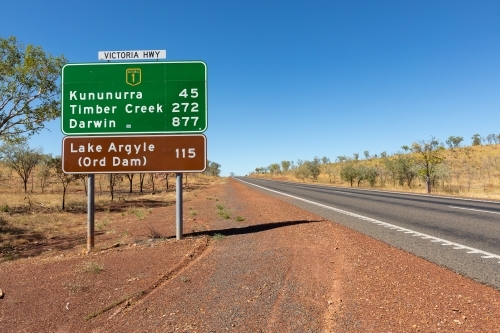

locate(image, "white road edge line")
[[250, 178, 500, 204], [238, 178, 500, 264], [449, 206, 500, 215]]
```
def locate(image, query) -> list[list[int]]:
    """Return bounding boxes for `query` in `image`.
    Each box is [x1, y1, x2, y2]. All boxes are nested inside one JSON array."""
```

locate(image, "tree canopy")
[[0, 141, 44, 192], [205, 161, 221, 177], [411, 137, 445, 193], [0, 36, 67, 142], [446, 136, 463, 149]]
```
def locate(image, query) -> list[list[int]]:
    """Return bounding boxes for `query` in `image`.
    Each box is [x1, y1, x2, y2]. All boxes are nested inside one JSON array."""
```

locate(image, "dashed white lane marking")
[[449, 206, 500, 215], [238, 179, 500, 264]]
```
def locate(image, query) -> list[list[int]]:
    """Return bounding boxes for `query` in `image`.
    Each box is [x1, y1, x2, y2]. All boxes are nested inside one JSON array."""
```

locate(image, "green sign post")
[[61, 61, 207, 135]]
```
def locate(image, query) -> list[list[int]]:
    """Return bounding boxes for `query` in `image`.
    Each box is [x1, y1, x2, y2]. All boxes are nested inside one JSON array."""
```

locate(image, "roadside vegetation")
[[251, 135, 500, 200], [0, 166, 222, 261]]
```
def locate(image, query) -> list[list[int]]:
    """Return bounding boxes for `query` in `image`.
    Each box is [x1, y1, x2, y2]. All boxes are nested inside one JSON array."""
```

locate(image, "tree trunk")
[[406, 175, 413, 189], [426, 176, 431, 193], [62, 186, 67, 210], [149, 174, 155, 193], [127, 174, 134, 193], [109, 174, 114, 201], [81, 177, 88, 196], [139, 173, 145, 193]]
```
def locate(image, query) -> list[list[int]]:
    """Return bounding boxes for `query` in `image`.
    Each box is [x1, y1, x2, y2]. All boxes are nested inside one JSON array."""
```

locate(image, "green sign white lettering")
[[61, 61, 207, 135]]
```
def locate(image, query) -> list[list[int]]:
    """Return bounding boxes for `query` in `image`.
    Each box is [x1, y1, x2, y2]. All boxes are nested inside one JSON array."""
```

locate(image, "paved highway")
[[236, 177, 500, 289]]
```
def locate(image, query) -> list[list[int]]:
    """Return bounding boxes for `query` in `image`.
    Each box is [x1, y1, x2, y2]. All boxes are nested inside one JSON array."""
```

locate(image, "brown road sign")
[[62, 135, 206, 174]]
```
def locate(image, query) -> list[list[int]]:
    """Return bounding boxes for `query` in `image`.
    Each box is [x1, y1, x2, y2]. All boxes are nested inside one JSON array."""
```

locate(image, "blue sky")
[[2, 1, 499, 176]]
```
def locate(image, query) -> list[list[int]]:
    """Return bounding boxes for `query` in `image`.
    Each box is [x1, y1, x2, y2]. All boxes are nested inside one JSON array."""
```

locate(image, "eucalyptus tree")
[[411, 137, 445, 193], [0, 36, 67, 142], [486, 134, 496, 145], [445, 136, 463, 149], [471, 134, 482, 146], [340, 162, 357, 187], [294, 162, 311, 182], [268, 163, 281, 175], [281, 160, 291, 173], [206, 161, 221, 177], [124, 173, 134, 193], [395, 154, 417, 189], [357, 165, 378, 187], [307, 157, 322, 182], [0, 141, 43, 192]]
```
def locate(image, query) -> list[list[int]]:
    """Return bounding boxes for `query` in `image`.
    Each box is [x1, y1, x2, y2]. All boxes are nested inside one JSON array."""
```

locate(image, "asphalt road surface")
[[236, 177, 500, 290]]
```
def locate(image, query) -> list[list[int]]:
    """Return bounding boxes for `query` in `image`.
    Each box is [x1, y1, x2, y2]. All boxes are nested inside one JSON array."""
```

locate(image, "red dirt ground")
[[1, 178, 500, 332]]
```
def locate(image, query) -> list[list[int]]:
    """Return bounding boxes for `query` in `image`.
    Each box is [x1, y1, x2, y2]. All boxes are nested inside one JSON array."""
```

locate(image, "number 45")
[[179, 89, 198, 98]]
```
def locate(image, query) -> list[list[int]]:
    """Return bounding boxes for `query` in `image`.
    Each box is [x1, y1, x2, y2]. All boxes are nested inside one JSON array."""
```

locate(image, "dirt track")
[[1, 178, 500, 332]]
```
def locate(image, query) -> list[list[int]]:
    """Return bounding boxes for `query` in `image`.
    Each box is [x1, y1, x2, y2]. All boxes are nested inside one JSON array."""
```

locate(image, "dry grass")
[[80, 261, 104, 273], [255, 144, 500, 201], [0, 169, 220, 260]]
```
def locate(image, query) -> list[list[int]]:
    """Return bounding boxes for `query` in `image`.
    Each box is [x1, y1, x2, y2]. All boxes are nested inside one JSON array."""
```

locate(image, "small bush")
[[130, 209, 145, 220], [212, 233, 225, 240], [216, 203, 231, 219], [217, 209, 230, 219], [82, 262, 104, 273], [148, 223, 163, 239]]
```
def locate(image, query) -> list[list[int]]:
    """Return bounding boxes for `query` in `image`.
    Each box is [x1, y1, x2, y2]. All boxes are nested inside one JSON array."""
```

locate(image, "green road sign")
[[61, 61, 207, 135]]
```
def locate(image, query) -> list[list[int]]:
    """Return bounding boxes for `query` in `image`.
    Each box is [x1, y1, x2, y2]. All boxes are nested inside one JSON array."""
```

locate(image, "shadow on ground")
[[0, 230, 100, 262], [169, 219, 325, 239]]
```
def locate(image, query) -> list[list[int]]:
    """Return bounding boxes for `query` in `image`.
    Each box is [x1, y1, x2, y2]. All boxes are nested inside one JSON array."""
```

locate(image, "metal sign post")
[[87, 174, 95, 251], [176, 173, 183, 240]]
